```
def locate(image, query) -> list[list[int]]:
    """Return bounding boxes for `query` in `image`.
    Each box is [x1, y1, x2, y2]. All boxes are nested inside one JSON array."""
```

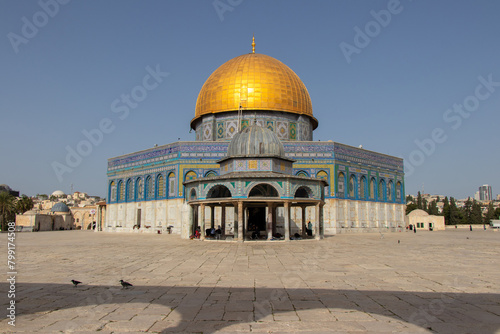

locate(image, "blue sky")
[[1, 0, 499, 199]]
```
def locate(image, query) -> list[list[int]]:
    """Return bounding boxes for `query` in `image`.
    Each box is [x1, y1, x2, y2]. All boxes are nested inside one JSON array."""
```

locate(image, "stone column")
[[221, 204, 226, 236], [238, 201, 244, 242], [267, 202, 273, 240], [315, 203, 321, 240], [284, 202, 290, 241], [210, 205, 215, 229], [200, 204, 206, 241], [233, 204, 238, 239], [187, 205, 194, 238], [319, 203, 324, 239], [301, 205, 307, 237]]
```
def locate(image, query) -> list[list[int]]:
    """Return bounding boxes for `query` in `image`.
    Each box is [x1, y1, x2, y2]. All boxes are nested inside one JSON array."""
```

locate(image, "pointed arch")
[[207, 185, 232, 199], [378, 179, 386, 201], [156, 174, 165, 199], [369, 177, 376, 200], [168, 172, 175, 197], [117, 180, 125, 202], [109, 181, 117, 202], [145, 175, 154, 200], [249, 183, 279, 197], [360, 176, 367, 200], [135, 177, 143, 200], [337, 171, 345, 197], [349, 174, 357, 198], [388, 180, 394, 202], [126, 178, 133, 202]]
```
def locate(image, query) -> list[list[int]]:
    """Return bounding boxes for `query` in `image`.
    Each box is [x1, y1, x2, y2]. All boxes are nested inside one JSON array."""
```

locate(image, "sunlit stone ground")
[[1, 228, 499, 333]]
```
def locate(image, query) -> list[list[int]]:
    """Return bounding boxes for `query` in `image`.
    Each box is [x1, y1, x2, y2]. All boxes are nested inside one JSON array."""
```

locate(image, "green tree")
[[16, 195, 33, 214], [406, 195, 414, 204], [428, 200, 439, 215], [494, 207, 500, 220], [0, 192, 16, 231], [449, 197, 462, 225], [470, 200, 482, 224], [417, 191, 423, 209], [483, 202, 495, 225], [422, 198, 428, 213], [442, 196, 450, 223], [406, 203, 418, 215], [461, 197, 473, 224]]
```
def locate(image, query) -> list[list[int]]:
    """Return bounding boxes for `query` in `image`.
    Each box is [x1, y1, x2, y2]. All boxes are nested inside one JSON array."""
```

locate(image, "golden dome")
[[192, 52, 317, 129]]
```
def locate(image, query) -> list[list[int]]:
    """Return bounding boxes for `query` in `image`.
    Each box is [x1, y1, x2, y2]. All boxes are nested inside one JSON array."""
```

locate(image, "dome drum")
[[193, 110, 314, 142]]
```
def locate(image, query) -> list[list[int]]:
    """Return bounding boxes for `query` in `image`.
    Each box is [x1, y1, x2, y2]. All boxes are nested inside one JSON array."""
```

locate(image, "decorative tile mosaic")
[[266, 120, 274, 132], [289, 122, 296, 140], [276, 121, 288, 139], [216, 122, 224, 139], [203, 122, 212, 141], [241, 120, 249, 130], [226, 120, 237, 139]]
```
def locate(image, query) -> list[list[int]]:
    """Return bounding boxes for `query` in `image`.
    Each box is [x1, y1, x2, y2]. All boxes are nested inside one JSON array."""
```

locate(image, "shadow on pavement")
[[2, 282, 500, 333]]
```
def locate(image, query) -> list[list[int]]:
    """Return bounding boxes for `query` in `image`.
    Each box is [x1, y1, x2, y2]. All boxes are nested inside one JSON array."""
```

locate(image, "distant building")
[[405, 209, 445, 231], [479, 184, 492, 201]]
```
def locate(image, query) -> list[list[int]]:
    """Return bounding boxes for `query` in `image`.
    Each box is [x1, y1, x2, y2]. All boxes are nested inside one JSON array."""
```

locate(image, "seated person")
[[215, 226, 222, 239], [251, 230, 260, 240]]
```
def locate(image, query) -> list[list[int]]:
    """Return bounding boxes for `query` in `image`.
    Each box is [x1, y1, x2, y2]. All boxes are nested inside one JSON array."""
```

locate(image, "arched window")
[[185, 171, 197, 181], [118, 181, 125, 202], [205, 170, 217, 178], [294, 186, 311, 198], [378, 179, 386, 201], [109, 181, 117, 202], [249, 184, 279, 197], [337, 172, 345, 197], [190, 188, 197, 200], [146, 176, 154, 200], [349, 174, 356, 198], [135, 178, 143, 200], [360, 176, 367, 199], [317, 170, 328, 180], [396, 181, 402, 202], [296, 170, 309, 177], [156, 174, 164, 198], [207, 185, 232, 198], [126, 179, 133, 202], [168, 172, 175, 197], [388, 180, 394, 202], [369, 178, 376, 200]]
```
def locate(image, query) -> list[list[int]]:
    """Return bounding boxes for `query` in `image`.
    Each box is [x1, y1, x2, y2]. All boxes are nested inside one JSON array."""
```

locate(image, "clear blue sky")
[[1, 0, 499, 199]]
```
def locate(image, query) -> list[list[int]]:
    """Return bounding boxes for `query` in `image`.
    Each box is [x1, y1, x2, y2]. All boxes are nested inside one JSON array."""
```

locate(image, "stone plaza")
[[1, 229, 499, 333]]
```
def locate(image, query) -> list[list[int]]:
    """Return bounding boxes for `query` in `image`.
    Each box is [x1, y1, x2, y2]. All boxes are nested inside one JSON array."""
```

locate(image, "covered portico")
[[187, 197, 324, 242]]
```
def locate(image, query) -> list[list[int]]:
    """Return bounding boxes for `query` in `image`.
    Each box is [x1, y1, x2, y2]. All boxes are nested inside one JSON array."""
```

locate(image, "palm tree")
[[16, 195, 34, 214], [0, 192, 16, 231]]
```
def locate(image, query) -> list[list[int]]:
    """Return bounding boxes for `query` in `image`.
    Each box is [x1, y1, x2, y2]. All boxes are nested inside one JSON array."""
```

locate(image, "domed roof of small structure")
[[407, 209, 429, 217], [52, 190, 65, 197], [52, 202, 70, 213], [0, 184, 12, 191], [227, 125, 285, 158]]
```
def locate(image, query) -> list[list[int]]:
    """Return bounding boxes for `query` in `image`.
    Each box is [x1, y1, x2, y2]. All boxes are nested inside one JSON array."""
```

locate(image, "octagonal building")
[[105, 38, 405, 240]]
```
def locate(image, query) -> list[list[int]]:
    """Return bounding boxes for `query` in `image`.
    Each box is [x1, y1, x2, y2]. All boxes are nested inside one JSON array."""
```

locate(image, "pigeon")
[[71, 280, 82, 287], [120, 280, 133, 289]]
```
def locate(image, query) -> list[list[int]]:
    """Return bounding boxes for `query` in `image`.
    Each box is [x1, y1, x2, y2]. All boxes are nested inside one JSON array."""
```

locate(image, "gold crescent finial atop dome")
[[252, 34, 255, 53]]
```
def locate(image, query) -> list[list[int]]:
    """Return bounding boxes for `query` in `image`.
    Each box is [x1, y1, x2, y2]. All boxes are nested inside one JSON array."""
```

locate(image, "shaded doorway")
[[248, 207, 266, 238]]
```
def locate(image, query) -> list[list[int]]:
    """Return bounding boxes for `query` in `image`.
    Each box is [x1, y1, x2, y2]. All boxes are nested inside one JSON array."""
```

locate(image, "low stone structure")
[[405, 209, 445, 231]]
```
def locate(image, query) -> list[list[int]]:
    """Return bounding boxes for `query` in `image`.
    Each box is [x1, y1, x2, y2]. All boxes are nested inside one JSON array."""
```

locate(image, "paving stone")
[[2, 230, 500, 333]]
